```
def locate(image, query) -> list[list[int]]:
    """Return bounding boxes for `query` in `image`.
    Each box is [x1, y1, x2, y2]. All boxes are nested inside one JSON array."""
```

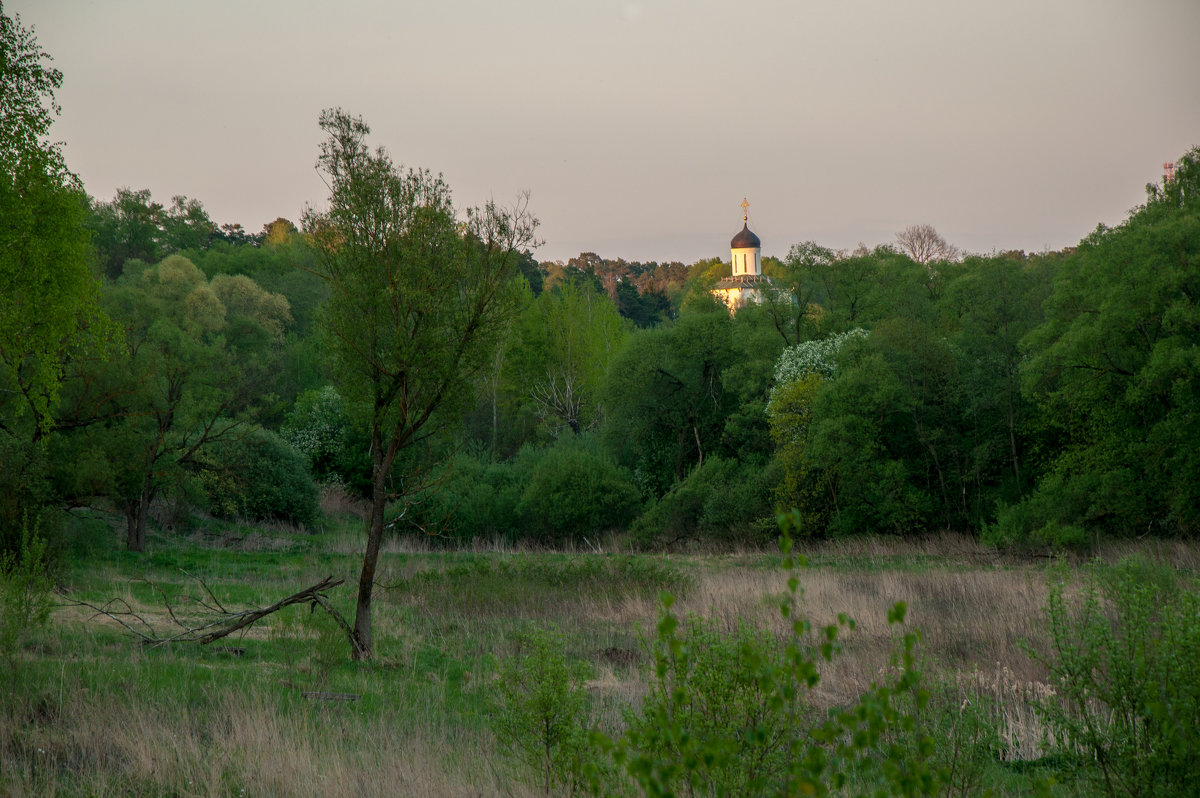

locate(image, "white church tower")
[[712, 198, 770, 312]]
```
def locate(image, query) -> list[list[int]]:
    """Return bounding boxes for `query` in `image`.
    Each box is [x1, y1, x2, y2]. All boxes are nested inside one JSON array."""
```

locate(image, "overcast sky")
[[12, 0, 1200, 264]]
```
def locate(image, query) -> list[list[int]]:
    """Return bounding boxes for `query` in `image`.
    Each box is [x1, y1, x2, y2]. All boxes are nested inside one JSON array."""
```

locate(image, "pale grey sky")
[[12, 0, 1200, 263]]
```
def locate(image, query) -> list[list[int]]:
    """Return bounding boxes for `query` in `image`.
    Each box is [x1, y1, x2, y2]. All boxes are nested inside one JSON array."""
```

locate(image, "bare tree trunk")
[[492, 379, 499, 460], [353, 424, 390, 660], [125, 508, 138, 552], [1006, 390, 1022, 491], [126, 480, 152, 552]]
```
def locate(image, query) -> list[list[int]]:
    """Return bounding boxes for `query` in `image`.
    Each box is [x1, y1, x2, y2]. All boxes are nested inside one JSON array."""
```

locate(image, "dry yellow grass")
[[563, 532, 1185, 763], [1, 683, 536, 798]]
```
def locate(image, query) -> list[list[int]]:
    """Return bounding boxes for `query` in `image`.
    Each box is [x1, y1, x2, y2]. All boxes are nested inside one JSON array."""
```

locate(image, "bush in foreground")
[[1037, 558, 1200, 797]]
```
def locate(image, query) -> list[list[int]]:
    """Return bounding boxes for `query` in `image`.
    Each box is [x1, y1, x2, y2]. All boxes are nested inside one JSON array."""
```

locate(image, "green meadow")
[[5, 506, 1197, 796]]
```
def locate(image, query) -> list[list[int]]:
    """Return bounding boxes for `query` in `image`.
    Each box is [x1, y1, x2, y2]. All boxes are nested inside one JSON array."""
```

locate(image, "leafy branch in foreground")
[[590, 510, 943, 797], [1036, 558, 1200, 797]]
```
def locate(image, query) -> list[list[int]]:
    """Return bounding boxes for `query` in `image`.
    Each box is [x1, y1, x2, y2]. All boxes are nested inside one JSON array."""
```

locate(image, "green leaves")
[[304, 108, 539, 657], [1037, 559, 1200, 796], [599, 525, 941, 796], [503, 279, 627, 439], [0, 516, 52, 680], [491, 625, 594, 795], [1010, 147, 1200, 539], [0, 7, 66, 179]]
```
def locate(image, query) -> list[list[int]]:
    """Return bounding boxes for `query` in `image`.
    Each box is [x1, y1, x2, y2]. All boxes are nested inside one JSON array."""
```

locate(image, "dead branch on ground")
[[63, 574, 363, 658]]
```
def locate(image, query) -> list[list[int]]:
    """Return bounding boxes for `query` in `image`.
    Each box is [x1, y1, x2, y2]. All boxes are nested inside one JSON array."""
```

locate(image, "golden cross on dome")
[[741, 197, 749, 224]]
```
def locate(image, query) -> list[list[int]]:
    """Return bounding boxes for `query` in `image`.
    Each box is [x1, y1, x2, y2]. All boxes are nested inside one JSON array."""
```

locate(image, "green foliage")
[[77, 256, 293, 550], [1015, 147, 1200, 539], [86, 188, 224, 279], [602, 518, 942, 796], [197, 426, 318, 526], [0, 172, 100, 428], [621, 616, 801, 795], [410, 448, 531, 542], [0, 517, 53, 678], [0, 4, 107, 428], [305, 108, 539, 657], [796, 246, 915, 334], [1036, 559, 1200, 797], [603, 312, 737, 498], [765, 249, 1055, 539], [768, 373, 829, 533], [630, 455, 778, 547], [502, 279, 628, 439], [0, 5, 112, 546], [0, 5, 66, 176], [985, 493, 1089, 551], [280, 385, 356, 484], [303, 108, 535, 452], [812, 319, 966, 534], [516, 437, 642, 544], [767, 329, 871, 535], [414, 439, 647, 546], [799, 346, 932, 537], [490, 625, 594, 796], [905, 666, 1006, 798]]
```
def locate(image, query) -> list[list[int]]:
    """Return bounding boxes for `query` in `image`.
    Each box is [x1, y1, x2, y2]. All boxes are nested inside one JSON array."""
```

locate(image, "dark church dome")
[[731, 223, 761, 249]]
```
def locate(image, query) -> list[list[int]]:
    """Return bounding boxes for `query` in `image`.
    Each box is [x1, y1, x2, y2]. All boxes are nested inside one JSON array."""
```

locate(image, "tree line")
[[3, 4, 1198, 577]]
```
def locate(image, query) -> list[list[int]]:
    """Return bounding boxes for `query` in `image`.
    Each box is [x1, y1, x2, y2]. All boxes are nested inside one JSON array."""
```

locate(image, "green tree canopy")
[[0, 4, 109, 543], [1010, 147, 1200, 540], [503, 279, 627, 438], [303, 108, 538, 658]]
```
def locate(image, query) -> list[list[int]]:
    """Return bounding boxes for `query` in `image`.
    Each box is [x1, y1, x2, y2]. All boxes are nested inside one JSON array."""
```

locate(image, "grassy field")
[[3, 501, 1198, 797]]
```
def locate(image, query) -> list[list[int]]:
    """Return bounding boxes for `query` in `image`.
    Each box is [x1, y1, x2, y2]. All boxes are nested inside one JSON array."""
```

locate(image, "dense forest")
[[3, 3, 1198, 564]]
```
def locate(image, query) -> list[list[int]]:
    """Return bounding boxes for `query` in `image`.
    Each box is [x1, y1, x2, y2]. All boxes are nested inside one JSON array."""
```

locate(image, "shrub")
[[407, 450, 530, 543], [516, 437, 641, 544], [984, 473, 1093, 550], [199, 427, 319, 525], [281, 386, 347, 478], [630, 456, 777, 547], [602, 514, 942, 796], [1036, 558, 1200, 797], [490, 625, 594, 795], [622, 615, 800, 794], [279, 384, 372, 494], [902, 664, 1006, 798], [0, 517, 53, 679]]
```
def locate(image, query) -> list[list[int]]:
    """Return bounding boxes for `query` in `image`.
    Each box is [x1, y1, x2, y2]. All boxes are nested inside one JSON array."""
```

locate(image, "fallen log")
[[193, 575, 346, 645], [66, 574, 363, 658]]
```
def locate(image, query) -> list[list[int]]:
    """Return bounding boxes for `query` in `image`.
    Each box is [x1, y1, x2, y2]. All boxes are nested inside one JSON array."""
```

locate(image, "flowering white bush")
[[280, 385, 348, 473], [768, 328, 868, 413]]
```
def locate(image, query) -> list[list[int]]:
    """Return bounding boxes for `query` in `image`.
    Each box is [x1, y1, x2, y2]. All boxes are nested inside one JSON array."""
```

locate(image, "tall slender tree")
[[303, 109, 537, 658]]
